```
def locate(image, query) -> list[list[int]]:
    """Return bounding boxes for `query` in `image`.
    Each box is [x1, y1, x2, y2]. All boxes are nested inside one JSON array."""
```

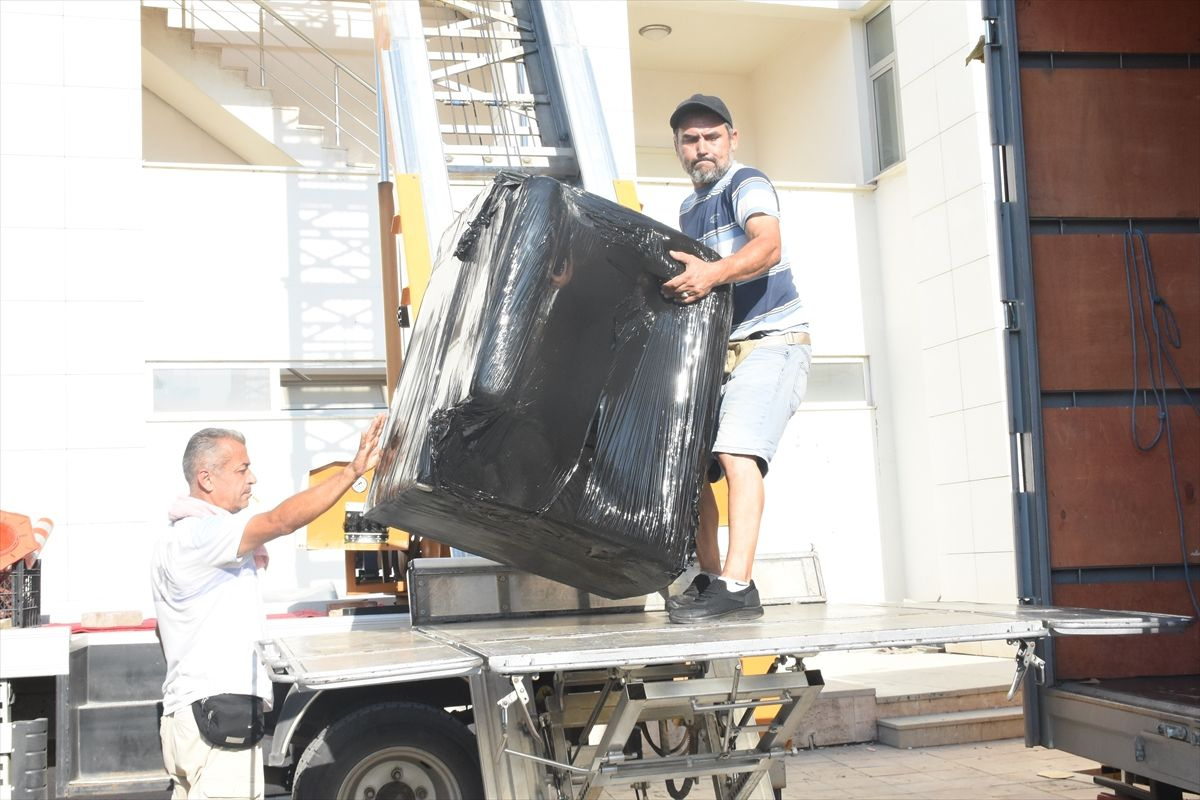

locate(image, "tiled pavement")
[[602, 738, 1131, 799], [779, 738, 1111, 799]]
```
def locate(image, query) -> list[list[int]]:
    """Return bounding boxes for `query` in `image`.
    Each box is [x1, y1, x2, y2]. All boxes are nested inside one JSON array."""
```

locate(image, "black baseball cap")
[[669, 94, 733, 130]]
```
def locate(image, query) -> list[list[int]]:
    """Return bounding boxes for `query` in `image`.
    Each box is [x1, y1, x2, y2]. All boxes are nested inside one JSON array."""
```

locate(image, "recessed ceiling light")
[[638, 24, 672, 41]]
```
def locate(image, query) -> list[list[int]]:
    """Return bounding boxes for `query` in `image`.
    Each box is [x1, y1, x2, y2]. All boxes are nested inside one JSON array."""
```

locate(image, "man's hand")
[[663, 250, 722, 305], [351, 412, 387, 477], [664, 215, 782, 305]]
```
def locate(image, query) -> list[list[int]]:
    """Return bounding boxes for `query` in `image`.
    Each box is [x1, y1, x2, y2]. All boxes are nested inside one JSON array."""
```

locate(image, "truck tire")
[[292, 701, 483, 800]]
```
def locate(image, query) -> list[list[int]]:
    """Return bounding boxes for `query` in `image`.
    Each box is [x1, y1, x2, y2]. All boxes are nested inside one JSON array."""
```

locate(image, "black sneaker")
[[668, 580, 763, 624], [666, 573, 713, 611]]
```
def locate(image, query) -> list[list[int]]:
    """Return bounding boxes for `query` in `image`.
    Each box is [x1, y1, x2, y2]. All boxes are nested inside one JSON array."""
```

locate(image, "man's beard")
[[687, 157, 731, 186]]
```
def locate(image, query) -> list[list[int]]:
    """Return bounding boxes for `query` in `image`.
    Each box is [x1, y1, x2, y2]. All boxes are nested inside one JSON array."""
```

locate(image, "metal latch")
[[497, 675, 530, 712], [1155, 722, 1194, 743], [496, 675, 540, 738], [1006, 639, 1045, 701]]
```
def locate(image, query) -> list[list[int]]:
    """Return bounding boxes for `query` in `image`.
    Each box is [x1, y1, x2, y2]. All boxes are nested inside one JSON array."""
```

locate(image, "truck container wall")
[[985, 0, 1200, 791]]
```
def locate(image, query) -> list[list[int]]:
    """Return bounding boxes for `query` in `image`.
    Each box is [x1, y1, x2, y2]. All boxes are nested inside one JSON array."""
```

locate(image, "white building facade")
[[0, 0, 1015, 622]]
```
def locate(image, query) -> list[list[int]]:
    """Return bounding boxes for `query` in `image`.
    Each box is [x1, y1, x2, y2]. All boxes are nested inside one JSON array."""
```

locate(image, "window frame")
[[864, 4, 905, 176], [148, 361, 388, 421]]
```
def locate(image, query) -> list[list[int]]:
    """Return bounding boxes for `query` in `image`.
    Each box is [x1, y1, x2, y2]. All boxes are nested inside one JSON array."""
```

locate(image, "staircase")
[[874, 683, 1024, 748], [796, 649, 1025, 750], [141, 2, 377, 169]]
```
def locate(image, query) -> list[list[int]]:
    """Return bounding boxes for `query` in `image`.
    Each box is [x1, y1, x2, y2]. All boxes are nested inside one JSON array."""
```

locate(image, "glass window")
[[153, 368, 271, 412], [280, 366, 387, 411], [872, 69, 902, 170], [865, 5, 904, 174], [866, 6, 894, 68], [805, 359, 870, 405]]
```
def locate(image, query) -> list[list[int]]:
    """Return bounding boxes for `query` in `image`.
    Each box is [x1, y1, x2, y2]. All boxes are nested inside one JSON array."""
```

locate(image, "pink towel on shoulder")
[[167, 496, 269, 570]]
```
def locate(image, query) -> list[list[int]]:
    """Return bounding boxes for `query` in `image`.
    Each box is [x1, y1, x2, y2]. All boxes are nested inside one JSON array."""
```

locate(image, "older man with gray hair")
[[152, 414, 384, 799]]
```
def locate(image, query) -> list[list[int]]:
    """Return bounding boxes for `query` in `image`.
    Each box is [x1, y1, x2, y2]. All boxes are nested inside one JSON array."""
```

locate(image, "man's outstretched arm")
[[237, 413, 386, 557]]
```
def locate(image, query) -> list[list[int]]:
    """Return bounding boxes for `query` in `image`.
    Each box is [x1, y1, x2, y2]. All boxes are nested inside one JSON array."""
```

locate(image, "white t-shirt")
[[151, 501, 272, 716]]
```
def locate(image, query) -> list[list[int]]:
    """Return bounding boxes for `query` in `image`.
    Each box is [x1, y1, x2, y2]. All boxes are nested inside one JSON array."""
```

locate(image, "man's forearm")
[[239, 464, 360, 556], [713, 234, 780, 285]]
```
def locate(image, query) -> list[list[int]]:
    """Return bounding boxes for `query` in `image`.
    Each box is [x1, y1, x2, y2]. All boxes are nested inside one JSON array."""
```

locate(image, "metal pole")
[[375, 49, 389, 182], [258, 6, 266, 87], [334, 68, 342, 148]]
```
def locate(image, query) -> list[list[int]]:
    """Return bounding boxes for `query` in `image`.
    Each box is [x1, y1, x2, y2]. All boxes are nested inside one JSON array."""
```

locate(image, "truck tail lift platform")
[[258, 598, 1192, 799]]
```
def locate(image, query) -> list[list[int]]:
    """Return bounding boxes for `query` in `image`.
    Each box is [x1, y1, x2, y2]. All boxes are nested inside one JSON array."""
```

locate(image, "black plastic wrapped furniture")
[[366, 174, 731, 598]]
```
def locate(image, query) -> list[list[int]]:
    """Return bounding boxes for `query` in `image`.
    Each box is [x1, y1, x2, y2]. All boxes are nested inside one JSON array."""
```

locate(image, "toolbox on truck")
[[366, 173, 731, 598]]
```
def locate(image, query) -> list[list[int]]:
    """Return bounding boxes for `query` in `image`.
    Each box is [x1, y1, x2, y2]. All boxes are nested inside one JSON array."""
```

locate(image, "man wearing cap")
[[663, 94, 811, 624]]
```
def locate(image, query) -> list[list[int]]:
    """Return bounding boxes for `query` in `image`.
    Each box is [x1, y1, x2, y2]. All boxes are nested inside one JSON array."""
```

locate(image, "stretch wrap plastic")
[[365, 173, 731, 598]]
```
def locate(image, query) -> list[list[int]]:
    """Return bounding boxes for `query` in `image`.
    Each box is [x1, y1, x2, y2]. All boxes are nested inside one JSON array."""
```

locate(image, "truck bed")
[[262, 601, 1191, 687]]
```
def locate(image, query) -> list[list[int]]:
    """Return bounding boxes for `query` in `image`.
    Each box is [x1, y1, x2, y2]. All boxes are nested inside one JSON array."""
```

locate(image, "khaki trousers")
[[160, 706, 265, 800]]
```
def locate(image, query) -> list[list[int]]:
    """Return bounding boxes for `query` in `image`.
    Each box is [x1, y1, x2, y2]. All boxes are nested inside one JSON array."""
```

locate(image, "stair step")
[[877, 707, 1024, 749], [876, 684, 1021, 719]]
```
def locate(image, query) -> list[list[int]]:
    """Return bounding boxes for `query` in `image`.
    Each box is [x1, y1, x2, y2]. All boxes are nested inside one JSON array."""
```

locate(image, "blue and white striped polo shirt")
[[678, 162, 807, 341]]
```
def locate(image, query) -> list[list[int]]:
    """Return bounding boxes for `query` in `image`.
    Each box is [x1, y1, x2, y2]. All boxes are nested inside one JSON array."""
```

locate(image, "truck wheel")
[[292, 701, 483, 800]]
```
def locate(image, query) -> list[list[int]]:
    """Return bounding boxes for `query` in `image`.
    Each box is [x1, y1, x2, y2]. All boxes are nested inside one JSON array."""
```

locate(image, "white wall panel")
[[921, 342, 963, 417], [927, 411, 969, 485], [932, 482, 973, 555], [65, 86, 142, 158], [64, 228, 144, 301], [958, 329, 1006, 410], [0, 156, 67, 228], [64, 374, 148, 448], [0, 228, 66, 299], [764, 409, 886, 604], [939, 115, 984, 199], [952, 256, 998, 338], [0, 375, 68, 451], [63, 14, 140, 88], [0, 8, 63, 85], [0, 301, 68, 374], [900, 70, 939, 152], [0, 84, 66, 156], [969, 477, 1015, 553], [910, 204, 951, 281], [963, 402, 1010, 481], [916, 271, 957, 349]]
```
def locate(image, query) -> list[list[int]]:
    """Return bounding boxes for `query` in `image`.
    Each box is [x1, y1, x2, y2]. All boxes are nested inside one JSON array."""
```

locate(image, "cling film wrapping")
[[365, 173, 731, 598]]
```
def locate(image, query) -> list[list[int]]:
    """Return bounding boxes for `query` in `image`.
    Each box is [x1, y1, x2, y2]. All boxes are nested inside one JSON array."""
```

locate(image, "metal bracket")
[[1003, 299, 1020, 331], [497, 675, 531, 711], [1006, 639, 1045, 701], [497, 675, 543, 757]]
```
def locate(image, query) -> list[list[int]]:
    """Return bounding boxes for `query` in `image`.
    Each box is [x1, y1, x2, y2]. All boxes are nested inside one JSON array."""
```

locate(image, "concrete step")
[[876, 684, 1021, 719], [794, 685, 879, 748], [876, 706, 1025, 749], [791, 650, 1027, 749]]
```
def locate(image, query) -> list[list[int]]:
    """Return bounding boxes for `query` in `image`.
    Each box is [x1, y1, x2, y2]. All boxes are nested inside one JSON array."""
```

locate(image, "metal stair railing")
[[165, 0, 379, 163]]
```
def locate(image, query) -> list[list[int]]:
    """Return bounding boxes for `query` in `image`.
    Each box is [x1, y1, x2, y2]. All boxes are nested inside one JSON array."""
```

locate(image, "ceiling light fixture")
[[638, 24, 672, 41]]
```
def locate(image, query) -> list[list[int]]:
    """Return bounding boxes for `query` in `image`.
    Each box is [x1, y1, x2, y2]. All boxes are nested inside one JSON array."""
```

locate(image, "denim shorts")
[[709, 342, 811, 479]]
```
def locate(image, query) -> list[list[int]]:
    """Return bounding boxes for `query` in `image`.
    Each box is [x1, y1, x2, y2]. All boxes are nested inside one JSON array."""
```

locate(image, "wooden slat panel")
[[1032, 234, 1200, 391], [1017, 0, 1200, 54], [1051, 582, 1200, 679], [1043, 407, 1200, 569], [1021, 69, 1200, 219]]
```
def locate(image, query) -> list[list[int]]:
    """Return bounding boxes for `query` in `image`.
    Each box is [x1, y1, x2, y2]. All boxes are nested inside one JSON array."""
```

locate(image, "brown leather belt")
[[724, 331, 811, 375]]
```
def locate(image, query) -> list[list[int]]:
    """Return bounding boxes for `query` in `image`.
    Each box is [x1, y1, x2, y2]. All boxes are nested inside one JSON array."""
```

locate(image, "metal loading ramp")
[[262, 602, 1190, 799]]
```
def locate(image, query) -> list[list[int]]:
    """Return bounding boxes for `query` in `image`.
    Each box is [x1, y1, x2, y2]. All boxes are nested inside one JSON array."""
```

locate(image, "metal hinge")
[[1003, 300, 1020, 331]]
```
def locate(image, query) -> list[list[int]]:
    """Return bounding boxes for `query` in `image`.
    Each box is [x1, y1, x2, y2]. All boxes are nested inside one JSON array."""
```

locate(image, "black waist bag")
[[192, 694, 265, 750]]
